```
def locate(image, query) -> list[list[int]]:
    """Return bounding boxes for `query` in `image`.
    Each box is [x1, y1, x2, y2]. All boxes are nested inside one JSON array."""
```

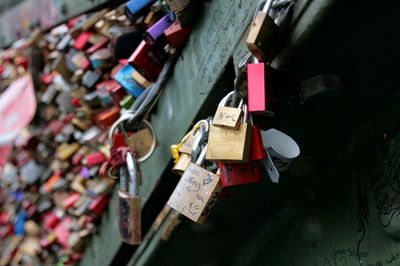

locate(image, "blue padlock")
[[113, 64, 144, 98], [125, 0, 156, 22]]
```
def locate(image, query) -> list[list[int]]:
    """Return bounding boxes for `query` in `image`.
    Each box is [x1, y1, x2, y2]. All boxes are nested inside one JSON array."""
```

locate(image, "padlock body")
[[246, 11, 278, 62], [168, 163, 221, 223], [125, 0, 156, 22], [212, 106, 242, 129], [218, 161, 262, 187], [128, 40, 165, 82], [247, 63, 277, 114], [145, 14, 174, 42], [175, 2, 200, 27], [118, 191, 141, 245], [250, 126, 267, 160], [172, 153, 191, 175], [166, 0, 192, 11], [206, 123, 252, 162], [165, 21, 192, 49]]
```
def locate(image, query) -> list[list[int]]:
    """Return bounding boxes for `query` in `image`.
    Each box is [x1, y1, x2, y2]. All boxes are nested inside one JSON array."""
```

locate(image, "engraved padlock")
[[212, 91, 243, 129], [206, 104, 252, 163], [218, 160, 262, 187], [118, 152, 141, 245], [168, 143, 222, 223], [246, 0, 279, 63]]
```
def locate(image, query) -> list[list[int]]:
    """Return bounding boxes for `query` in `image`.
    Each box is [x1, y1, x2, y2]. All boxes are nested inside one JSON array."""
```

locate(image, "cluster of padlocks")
[[0, 0, 199, 265], [0, 0, 303, 265]]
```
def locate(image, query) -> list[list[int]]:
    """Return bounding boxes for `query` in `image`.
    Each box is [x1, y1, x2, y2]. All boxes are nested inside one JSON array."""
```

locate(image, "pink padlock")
[[247, 60, 277, 115]]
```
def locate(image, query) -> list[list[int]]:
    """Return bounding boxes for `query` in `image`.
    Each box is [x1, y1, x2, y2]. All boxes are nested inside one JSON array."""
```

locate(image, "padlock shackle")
[[119, 166, 129, 192], [195, 143, 208, 166], [108, 116, 156, 163], [219, 91, 243, 108], [126, 152, 139, 196], [191, 120, 209, 163], [262, 0, 274, 13]]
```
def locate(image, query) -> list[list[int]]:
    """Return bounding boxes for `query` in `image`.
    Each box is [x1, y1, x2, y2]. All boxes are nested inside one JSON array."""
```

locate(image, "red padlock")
[[74, 32, 92, 50], [84, 151, 108, 167], [250, 125, 266, 161], [89, 194, 111, 217], [218, 161, 262, 187], [43, 210, 63, 231], [54, 216, 72, 248], [93, 106, 121, 128], [86, 38, 109, 54], [164, 21, 191, 49], [247, 62, 277, 115], [128, 40, 165, 82], [64, 192, 81, 209]]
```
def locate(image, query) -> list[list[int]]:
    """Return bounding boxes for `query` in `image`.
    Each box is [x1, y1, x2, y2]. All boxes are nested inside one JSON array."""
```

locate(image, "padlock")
[[164, 21, 192, 49], [93, 106, 121, 128], [172, 120, 208, 175], [110, 26, 144, 60], [246, 0, 279, 63], [131, 70, 152, 88], [128, 40, 166, 82], [124, 0, 156, 22], [74, 31, 92, 51], [89, 48, 113, 69], [166, 0, 192, 12], [144, 4, 164, 28], [174, 1, 201, 27], [56, 143, 80, 161], [113, 64, 144, 98], [206, 104, 252, 162], [52, 54, 73, 79], [249, 115, 267, 161], [83, 151, 108, 168], [89, 194, 111, 217], [172, 153, 192, 176], [247, 58, 278, 115], [82, 70, 102, 90], [145, 14, 174, 43], [168, 143, 222, 223], [86, 37, 109, 55], [218, 161, 262, 187], [118, 152, 141, 245], [212, 91, 243, 129], [125, 127, 155, 159]]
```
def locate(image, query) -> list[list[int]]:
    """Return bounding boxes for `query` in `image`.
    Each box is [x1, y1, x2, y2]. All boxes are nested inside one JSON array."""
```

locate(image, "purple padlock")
[[145, 14, 174, 43]]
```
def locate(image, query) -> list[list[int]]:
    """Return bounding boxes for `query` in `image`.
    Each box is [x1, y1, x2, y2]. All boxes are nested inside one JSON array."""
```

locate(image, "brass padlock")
[[118, 152, 141, 245], [171, 120, 208, 175], [212, 91, 243, 129], [246, 0, 278, 62], [168, 143, 221, 223], [206, 104, 252, 162]]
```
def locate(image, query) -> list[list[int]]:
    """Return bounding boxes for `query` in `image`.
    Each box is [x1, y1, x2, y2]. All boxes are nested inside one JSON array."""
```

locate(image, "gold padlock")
[[212, 91, 243, 129], [246, 0, 278, 62], [172, 153, 191, 175], [171, 120, 208, 174], [206, 104, 252, 162]]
